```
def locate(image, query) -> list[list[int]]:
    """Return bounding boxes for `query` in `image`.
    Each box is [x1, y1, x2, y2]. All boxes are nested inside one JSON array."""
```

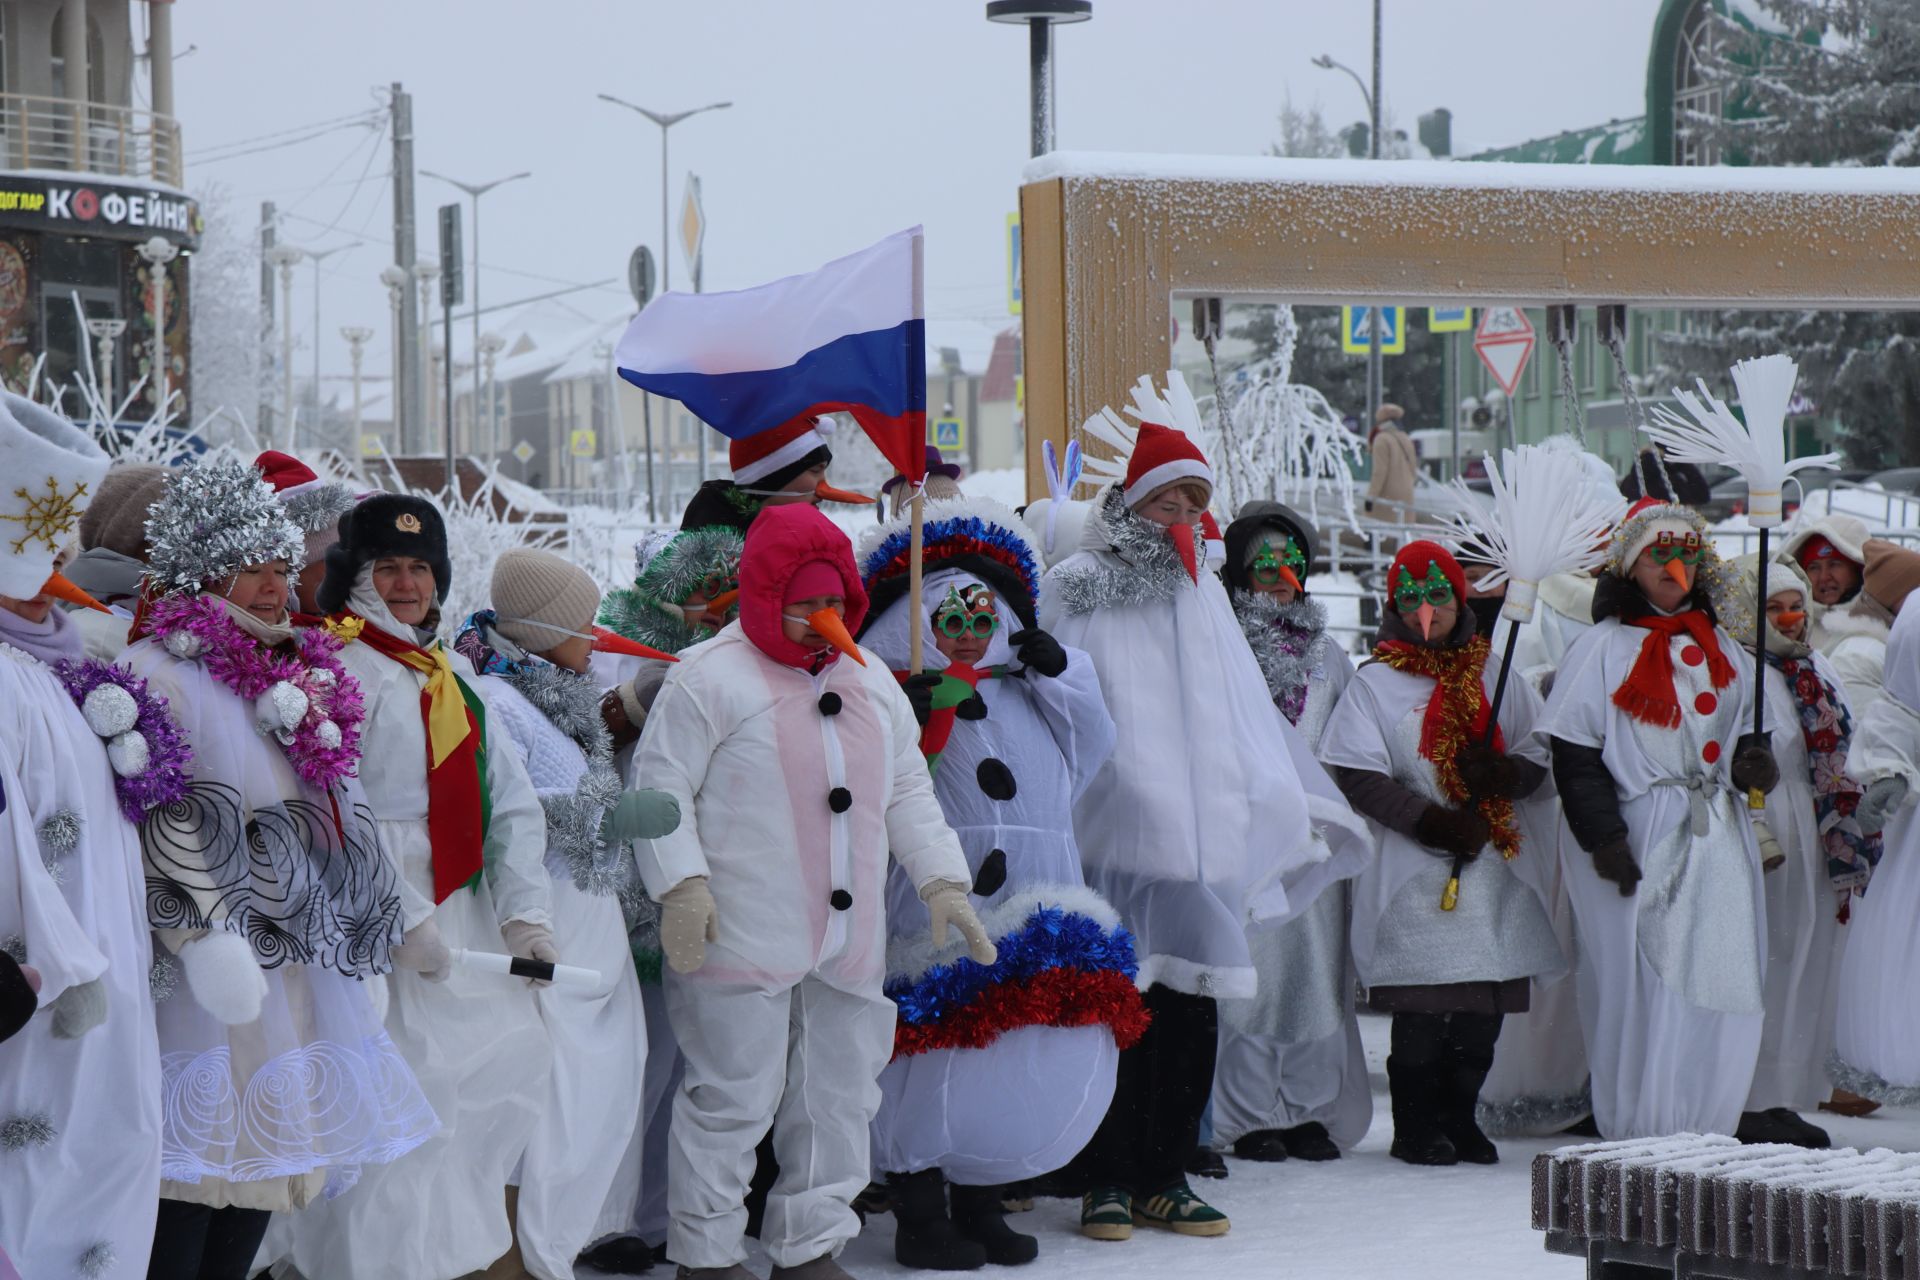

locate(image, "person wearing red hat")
[[1042, 423, 1366, 1241], [629, 503, 988, 1280], [1319, 540, 1559, 1167], [1538, 497, 1781, 1140], [253, 449, 357, 614], [678, 415, 874, 533]]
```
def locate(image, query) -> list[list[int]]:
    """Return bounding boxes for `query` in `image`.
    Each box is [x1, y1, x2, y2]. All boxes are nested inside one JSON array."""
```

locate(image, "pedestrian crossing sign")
[[1342, 305, 1405, 355]]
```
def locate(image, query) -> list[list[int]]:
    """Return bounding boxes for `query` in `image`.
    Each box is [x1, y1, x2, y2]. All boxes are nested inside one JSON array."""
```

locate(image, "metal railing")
[[0, 92, 183, 187]]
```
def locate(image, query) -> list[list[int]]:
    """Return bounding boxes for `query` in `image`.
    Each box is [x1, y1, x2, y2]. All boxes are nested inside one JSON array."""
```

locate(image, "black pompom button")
[[818, 692, 842, 716], [828, 786, 853, 813], [829, 889, 854, 911], [955, 693, 988, 721], [976, 758, 1017, 802], [972, 849, 1009, 897]]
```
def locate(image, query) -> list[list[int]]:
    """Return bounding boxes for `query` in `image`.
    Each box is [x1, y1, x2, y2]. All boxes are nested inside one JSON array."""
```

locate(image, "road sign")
[[359, 433, 385, 458], [1429, 306, 1473, 333], [1007, 213, 1022, 316], [1341, 305, 1405, 355], [1472, 306, 1536, 396], [679, 174, 705, 287], [511, 440, 535, 464], [437, 204, 463, 309], [929, 417, 965, 452], [628, 245, 656, 308], [570, 429, 597, 458]]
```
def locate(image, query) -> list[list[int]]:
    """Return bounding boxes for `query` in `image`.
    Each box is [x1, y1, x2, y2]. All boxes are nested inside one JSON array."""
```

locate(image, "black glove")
[[1729, 732, 1779, 795], [1591, 837, 1642, 896], [902, 673, 943, 727], [1414, 804, 1490, 859], [1456, 741, 1524, 799], [1009, 628, 1068, 678]]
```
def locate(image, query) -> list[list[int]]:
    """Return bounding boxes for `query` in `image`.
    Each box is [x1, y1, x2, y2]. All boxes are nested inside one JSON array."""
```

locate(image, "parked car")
[[1865, 467, 1920, 495], [1699, 466, 1869, 522]]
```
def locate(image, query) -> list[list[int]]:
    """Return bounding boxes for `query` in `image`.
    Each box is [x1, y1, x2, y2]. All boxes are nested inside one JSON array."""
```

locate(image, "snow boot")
[[950, 1183, 1039, 1266], [1229, 1129, 1290, 1162], [1134, 1180, 1230, 1237], [1080, 1188, 1133, 1241], [1769, 1108, 1832, 1149], [1387, 1015, 1457, 1167], [1000, 1181, 1036, 1213], [579, 1235, 656, 1274], [768, 1256, 858, 1280], [1438, 1013, 1502, 1165], [1737, 1108, 1831, 1148], [887, 1169, 987, 1271], [1185, 1146, 1228, 1179], [1279, 1121, 1342, 1162], [675, 1267, 757, 1280]]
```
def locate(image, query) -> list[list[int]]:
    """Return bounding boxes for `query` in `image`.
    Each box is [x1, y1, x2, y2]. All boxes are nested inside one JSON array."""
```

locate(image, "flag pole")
[[908, 487, 926, 675]]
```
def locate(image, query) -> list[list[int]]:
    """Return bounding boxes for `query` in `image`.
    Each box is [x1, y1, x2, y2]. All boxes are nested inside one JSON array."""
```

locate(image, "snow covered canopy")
[[1017, 151, 1920, 497]]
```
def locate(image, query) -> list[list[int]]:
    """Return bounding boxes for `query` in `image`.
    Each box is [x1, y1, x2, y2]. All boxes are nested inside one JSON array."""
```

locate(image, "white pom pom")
[[82, 684, 139, 738], [308, 667, 336, 689], [256, 681, 310, 734], [162, 630, 203, 660], [315, 719, 343, 749], [107, 730, 150, 778], [181, 931, 266, 1026]]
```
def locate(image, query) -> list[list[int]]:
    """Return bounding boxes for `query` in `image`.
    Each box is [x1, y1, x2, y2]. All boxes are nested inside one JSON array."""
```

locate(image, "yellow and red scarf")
[[1373, 633, 1521, 859]]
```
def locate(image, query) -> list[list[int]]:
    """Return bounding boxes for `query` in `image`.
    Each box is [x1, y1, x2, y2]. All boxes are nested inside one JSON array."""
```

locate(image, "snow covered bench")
[[1532, 1134, 1920, 1278]]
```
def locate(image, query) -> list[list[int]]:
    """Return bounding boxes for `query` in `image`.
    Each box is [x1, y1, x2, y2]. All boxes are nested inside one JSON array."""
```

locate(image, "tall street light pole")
[[985, 1, 1093, 158], [264, 244, 306, 449], [305, 242, 358, 448], [421, 168, 530, 455], [1313, 5, 1386, 430], [596, 95, 731, 295]]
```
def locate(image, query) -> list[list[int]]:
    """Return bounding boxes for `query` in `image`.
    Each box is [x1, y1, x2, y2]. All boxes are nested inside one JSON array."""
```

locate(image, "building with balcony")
[[0, 0, 195, 415]]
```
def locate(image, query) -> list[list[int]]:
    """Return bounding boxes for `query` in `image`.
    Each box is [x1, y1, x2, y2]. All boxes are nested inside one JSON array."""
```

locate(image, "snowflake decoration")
[[1, 476, 89, 554]]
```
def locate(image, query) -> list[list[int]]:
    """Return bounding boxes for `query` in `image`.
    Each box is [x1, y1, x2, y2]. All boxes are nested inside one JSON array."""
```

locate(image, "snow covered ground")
[[577, 1011, 1920, 1279]]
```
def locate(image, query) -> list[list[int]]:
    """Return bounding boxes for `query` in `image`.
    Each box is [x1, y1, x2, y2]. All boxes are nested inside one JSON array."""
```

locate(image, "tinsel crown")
[[857, 496, 1042, 611], [143, 454, 307, 594], [635, 526, 745, 606]]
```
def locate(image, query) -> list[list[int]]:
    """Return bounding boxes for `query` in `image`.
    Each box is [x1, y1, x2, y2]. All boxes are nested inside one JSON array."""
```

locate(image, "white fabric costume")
[[276, 581, 555, 1280], [632, 621, 969, 1270], [862, 568, 1124, 1186], [1537, 616, 1769, 1139], [1821, 598, 1893, 716]]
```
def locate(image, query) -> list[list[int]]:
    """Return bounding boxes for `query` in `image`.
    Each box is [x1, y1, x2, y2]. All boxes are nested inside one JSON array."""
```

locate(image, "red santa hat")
[[731, 415, 831, 487], [1200, 510, 1226, 567], [1607, 496, 1706, 577], [1388, 540, 1467, 606], [1121, 423, 1213, 508], [254, 448, 358, 564]]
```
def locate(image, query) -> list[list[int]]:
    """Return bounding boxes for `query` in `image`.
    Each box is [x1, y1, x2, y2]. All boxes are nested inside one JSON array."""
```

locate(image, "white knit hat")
[[492, 547, 600, 652], [0, 393, 108, 599], [1608, 497, 1705, 577]]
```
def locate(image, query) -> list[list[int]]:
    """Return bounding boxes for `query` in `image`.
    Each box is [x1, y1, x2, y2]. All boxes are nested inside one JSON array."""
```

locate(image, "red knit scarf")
[[1372, 634, 1520, 859], [1613, 611, 1735, 729]]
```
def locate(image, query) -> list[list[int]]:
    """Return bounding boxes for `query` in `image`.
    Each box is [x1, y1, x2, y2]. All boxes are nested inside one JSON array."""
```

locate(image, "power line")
[[194, 114, 384, 166], [192, 108, 385, 160]]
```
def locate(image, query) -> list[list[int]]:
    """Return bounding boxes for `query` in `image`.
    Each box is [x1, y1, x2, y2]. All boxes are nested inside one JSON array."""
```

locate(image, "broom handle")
[[1446, 616, 1523, 911], [1749, 526, 1769, 812]]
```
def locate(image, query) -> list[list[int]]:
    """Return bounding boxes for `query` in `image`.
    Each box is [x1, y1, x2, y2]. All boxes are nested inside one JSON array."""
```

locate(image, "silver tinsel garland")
[[143, 455, 306, 594], [1232, 591, 1330, 706], [280, 481, 357, 535], [0, 1112, 55, 1151], [79, 1241, 116, 1279], [149, 951, 180, 1003], [37, 809, 81, 884], [1046, 486, 1193, 617], [1, 935, 24, 964]]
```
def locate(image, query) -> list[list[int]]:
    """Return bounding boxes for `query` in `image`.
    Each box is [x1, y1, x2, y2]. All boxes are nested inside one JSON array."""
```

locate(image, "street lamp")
[[420, 168, 531, 459], [413, 260, 440, 433], [85, 317, 127, 415], [263, 244, 306, 448], [986, 1, 1092, 158], [1313, 0, 1386, 429], [304, 242, 358, 447], [136, 236, 179, 418], [595, 96, 730, 294], [341, 325, 374, 440], [1310, 54, 1376, 135], [477, 331, 506, 458], [380, 265, 408, 455]]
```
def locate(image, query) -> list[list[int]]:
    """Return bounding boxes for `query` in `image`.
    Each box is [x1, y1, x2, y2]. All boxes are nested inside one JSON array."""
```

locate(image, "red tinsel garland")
[[1373, 634, 1521, 860], [891, 967, 1151, 1060]]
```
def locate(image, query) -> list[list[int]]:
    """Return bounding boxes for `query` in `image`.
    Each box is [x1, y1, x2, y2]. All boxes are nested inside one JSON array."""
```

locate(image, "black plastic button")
[[976, 758, 1017, 802], [972, 849, 1008, 897], [955, 693, 988, 721], [818, 692, 842, 716], [828, 786, 853, 813], [830, 889, 853, 911]]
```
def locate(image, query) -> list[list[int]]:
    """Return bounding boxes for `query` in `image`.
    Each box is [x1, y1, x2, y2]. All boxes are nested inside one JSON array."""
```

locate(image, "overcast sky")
[[174, 0, 1669, 386]]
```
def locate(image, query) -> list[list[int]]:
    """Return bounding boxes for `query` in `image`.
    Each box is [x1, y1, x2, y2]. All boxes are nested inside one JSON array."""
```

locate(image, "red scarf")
[[1613, 611, 1735, 729], [328, 614, 491, 903], [1372, 634, 1520, 859]]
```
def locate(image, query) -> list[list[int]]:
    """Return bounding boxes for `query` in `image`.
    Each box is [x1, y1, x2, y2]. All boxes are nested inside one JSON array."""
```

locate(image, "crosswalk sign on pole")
[[1429, 306, 1473, 333], [929, 417, 966, 452], [1342, 305, 1405, 355]]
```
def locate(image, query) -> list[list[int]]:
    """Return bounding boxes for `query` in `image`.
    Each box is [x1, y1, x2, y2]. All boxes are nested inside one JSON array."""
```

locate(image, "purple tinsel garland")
[[53, 659, 193, 824], [147, 595, 367, 791]]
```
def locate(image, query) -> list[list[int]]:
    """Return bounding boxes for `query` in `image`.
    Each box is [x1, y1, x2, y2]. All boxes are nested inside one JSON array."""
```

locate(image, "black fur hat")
[[316, 493, 451, 613]]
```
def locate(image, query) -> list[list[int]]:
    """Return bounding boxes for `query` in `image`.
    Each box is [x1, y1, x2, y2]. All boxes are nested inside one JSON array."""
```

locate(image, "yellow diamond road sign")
[[570, 429, 597, 458], [679, 174, 705, 280]]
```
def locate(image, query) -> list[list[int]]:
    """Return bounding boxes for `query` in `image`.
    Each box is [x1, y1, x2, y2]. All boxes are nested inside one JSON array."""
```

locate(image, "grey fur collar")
[[1047, 485, 1195, 616], [1823, 596, 1891, 642], [501, 659, 638, 906], [1231, 590, 1329, 705]]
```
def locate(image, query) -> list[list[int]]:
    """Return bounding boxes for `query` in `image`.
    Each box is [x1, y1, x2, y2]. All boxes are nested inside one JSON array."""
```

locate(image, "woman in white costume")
[[0, 391, 163, 1280], [276, 493, 557, 1280]]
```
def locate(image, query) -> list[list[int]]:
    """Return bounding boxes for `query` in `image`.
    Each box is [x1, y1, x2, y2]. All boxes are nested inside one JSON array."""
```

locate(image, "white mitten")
[[182, 931, 268, 1026], [501, 919, 559, 988], [659, 878, 719, 975], [919, 880, 999, 966], [48, 977, 107, 1040], [391, 917, 453, 983]]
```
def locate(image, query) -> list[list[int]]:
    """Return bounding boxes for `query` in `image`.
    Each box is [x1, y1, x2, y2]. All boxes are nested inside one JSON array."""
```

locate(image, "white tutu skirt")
[[874, 1023, 1117, 1185]]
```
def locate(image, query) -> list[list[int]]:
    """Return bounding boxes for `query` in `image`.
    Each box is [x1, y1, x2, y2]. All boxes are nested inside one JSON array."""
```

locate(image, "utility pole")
[[389, 83, 422, 453], [1366, 0, 1384, 430], [259, 201, 276, 438]]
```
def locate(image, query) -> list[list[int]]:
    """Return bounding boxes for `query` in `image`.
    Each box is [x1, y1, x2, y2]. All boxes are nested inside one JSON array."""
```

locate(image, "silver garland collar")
[[1231, 590, 1330, 705], [1047, 486, 1195, 616]]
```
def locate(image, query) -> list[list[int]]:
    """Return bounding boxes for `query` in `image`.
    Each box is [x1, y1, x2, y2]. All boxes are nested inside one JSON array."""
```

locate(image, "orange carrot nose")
[[1774, 610, 1806, 631], [703, 588, 740, 618], [1280, 564, 1304, 594], [1664, 558, 1691, 589], [590, 626, 679, 663], [40, 571, 109, 613], [807, 607, 866, 666], [814, 481, 874, 506], [1168, 521, 1198, 583], [1416, 601, 1436, 641]]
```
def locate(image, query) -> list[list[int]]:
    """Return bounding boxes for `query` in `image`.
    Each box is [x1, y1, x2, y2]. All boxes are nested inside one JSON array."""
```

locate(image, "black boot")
[[1387, 1013, 1457, 1167], [1230, 1129, 1290, 1162], [1186, 1146, 1228, 1179], [579, 1235, 657, 1275], [888, 1169, 987, 1271], [950, 1182, 1039, 1266], [1438, 1013, 1502, 1165], [1279, 1121, 1342, 1162]]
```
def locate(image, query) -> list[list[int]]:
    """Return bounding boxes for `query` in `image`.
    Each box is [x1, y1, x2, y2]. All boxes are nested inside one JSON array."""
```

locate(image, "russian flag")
[[615, 226, 927, 484]]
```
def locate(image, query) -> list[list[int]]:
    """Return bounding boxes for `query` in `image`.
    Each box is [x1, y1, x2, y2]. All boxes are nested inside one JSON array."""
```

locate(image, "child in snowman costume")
[[857, 497, 1141, 1270], [630, 502, 991, 1280], [1318, 540, 1562, 1167], [1538, 497, 1780, 1140]]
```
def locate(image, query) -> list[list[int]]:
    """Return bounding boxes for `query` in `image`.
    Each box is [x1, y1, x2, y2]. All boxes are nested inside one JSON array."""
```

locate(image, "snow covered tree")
[[188, 183, 263, 437]]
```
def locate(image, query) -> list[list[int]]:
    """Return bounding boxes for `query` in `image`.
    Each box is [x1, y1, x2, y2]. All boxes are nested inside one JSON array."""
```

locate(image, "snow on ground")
[[575, 1015, 1920, 1280]]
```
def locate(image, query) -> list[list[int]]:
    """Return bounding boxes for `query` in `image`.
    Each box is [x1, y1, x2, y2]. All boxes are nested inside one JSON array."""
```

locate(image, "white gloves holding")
[[920, 880, 998, 966], [502, 919, 559, 988], [48, 977, 108, 1040], [181, 931, 268, 1026], [659, 877, 719, 975], [1856, 775, 1910, 836], [391, 917, 453, 983]]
